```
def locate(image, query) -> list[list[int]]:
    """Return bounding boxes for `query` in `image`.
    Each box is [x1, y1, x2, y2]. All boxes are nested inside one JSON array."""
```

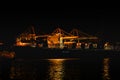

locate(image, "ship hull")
[[13, 46, 120, 59]]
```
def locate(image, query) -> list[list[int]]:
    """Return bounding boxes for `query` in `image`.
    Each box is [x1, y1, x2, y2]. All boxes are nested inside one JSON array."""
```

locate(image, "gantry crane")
[[70, 28, 98, 40]]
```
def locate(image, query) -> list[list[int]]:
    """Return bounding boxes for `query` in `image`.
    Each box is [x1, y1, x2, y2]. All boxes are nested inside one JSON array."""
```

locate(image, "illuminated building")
[[15, 27, 99, 49]]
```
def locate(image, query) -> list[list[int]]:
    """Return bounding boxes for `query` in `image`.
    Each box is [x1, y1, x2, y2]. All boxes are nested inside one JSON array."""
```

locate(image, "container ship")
[[12, 26, 119, 59]]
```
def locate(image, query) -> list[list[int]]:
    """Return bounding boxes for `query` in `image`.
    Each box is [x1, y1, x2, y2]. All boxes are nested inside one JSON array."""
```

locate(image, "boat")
[[0, 51, 15, 59], [12, 45, 120, 59], [12, 27, 119, 59]]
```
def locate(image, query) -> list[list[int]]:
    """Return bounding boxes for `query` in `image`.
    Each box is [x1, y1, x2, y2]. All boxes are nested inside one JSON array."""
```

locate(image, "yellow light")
[[103, 58, 110, 80], [48, 59, 65, 80]]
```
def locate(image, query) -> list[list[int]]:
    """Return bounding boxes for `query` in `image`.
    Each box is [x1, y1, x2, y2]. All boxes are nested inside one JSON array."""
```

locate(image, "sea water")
[[0, 52, 120, 80]]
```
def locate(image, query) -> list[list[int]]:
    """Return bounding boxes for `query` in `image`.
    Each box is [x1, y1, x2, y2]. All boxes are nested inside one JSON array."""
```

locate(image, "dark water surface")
[[0, 53, 120, 80]]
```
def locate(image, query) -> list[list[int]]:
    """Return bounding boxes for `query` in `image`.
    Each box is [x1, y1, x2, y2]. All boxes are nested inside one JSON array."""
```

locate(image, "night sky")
[[0, 8, 120, 43]]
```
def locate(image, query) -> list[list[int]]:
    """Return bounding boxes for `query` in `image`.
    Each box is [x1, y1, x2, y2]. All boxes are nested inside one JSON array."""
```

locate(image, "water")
[[0, 53, 120, 80]]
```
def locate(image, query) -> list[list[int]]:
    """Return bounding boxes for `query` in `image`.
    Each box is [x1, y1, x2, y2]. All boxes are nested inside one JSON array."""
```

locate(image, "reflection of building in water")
[[48, 59, 65, 80], [9, 61, 36, 80], [103, 58, 110, 80]]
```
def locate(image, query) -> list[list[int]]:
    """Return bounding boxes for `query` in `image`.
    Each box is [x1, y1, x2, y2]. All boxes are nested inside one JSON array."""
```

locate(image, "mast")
[[31, 26, 35, 34]]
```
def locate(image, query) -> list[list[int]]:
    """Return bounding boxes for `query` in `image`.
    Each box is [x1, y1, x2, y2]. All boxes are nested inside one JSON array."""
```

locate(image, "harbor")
[[0, 26, 120, 59], [1, 8, 120, 80], [13, 26, 114, 50]]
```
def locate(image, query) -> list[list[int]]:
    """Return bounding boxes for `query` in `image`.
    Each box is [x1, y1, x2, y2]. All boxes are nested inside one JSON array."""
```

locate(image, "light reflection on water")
[[103, 58, 110, 80], [48, 59, 66, 80], [0, 57, 116, 80]]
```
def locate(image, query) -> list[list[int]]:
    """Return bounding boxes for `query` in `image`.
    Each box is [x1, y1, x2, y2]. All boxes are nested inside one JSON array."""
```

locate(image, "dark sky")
[[0, 8, 120, 43]]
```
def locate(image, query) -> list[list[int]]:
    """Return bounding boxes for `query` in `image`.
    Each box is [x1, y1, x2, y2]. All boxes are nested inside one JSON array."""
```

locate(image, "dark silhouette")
[[81, 43, 85, 49], [89, 43, 93, 49]]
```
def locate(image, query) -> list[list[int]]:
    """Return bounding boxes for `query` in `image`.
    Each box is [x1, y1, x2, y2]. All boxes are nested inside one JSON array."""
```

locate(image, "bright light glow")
[[103, 58, 110, 80], [48, 59, 65, 80]]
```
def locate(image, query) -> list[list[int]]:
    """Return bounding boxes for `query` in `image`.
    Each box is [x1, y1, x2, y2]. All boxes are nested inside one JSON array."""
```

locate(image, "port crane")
[[15, 26, 98, 48], [70, 28, 98, 40]]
